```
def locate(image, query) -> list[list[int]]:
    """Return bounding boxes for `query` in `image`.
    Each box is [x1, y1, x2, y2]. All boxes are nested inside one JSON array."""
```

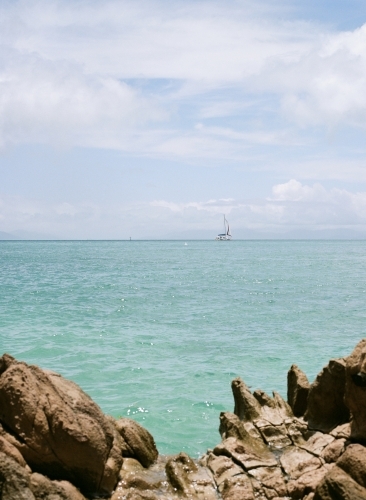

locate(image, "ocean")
[[0, 240, 365, 456]]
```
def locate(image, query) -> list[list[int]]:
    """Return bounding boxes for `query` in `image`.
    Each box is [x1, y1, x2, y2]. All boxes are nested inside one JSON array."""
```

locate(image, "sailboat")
[[215, 215, 232, 241]]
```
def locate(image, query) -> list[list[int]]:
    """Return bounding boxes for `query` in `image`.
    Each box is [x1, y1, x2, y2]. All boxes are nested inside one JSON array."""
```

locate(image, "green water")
[[1, 240, 365, 455]]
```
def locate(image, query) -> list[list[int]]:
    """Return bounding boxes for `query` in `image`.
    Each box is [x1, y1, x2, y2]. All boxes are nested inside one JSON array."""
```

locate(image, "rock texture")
[[3, 340, 366, 500]]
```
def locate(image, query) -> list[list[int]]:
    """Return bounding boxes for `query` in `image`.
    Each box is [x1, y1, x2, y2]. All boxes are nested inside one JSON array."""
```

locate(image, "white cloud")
[[3, 180, 366, 238]]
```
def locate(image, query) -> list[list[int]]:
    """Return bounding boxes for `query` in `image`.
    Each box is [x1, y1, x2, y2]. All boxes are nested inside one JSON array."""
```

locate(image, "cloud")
[[2, 180, 366, 238], [0, 0, 365, 165]]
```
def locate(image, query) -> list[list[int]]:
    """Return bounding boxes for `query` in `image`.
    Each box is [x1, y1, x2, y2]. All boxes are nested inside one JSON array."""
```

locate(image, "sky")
[[1, 0, 366, 239]]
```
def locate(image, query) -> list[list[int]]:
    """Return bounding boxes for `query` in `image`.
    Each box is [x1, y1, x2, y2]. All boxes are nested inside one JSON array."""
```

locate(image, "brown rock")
[[321, 438, 346, 463], [30, 472, 87, 499], [0, 355, 122, 496], [115, 418, 158, 468], [336, 443, 366, 488], [330, 423, 351, 439], [220, 475, 254, 500], [305, 358, 349, 433], [232, 378, 262, 422], [288, 364, 310, 417], [0, 451, 35, 500], [287, 465, 333, 499], [207, 453, 244, 487], [248, 466, 287, 498], [219, 412, 254, 442], [280, 446, 323, 480], [213, 437, 277, 470], [165, 452, 198, 495], [0, 433, 28, 469], [299, 432, 334, 456], [345, 339, 366, 441], [165, 452, 217, 499], [314, 464, 366, 500]]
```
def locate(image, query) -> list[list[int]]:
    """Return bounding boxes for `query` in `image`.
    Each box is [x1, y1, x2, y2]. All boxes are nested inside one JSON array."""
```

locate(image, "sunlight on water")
[[1, 240, 365, 455]]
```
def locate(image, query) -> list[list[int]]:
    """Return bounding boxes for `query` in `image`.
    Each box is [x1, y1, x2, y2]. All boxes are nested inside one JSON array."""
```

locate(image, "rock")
[[219, 475, 255, 500], [207, 453, 244, 487], [0, 354, 122, 496], [299, 432, 334, 456], [314, 465, 366, 500], [213, 437, 277, 470], [248, 466, 287, 498], [232, 378, 262, 422], [0, 433, 29, 469], [280, 446, 323, 480], [345, 339, 366, 441], [329, 423, 351, 439], [165, 452, 217, 499], [287, 364, 310, 417], [30, 472, 87, 499], [219, 412, 253, 442], [305, 358, 349, 433], [287, 465, 333, 500], [0, 451, 35, 500], [336, 443, 366, 488], [115, 418, 158, 468], [321, 438, 346, 464]]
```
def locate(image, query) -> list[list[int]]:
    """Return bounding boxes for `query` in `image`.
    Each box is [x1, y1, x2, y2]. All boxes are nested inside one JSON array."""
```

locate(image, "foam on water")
[[1, 240, 365, 455]]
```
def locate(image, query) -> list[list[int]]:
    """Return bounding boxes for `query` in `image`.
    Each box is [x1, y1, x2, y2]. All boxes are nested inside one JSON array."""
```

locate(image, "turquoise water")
[[1, 240, 365, 456]]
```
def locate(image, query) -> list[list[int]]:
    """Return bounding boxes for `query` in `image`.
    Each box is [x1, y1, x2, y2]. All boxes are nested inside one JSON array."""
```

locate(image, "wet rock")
[[305, 358, 349, 433], [165, 452, 217, 499], [0, 451, 35, 500], [287, 364, 310, 418], [345, 339, 366, 441], [115, 418, 158, 468], [0, 354, 122, 496], [314, 465, 366, 500], [219, 474, 255, 500]]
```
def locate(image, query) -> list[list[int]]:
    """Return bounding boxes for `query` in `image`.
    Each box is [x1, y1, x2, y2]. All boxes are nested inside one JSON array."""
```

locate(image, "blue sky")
[[1, 0, 366, 238]]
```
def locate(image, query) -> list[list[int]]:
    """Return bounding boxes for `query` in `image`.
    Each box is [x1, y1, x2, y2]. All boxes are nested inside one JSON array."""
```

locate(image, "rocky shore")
[[1, 340, 366, 500]]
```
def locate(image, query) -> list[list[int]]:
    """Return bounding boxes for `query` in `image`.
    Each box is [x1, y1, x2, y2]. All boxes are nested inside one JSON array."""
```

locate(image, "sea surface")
[[1, 240, 365, 456]]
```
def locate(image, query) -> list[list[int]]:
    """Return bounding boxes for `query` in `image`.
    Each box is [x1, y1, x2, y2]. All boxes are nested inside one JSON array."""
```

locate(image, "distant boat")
[[215, 215, 232, 241]]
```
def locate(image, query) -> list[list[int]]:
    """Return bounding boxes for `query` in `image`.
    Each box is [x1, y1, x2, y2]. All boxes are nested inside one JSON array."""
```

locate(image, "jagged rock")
[[0, 354, 123, 496], [206, 453, 244, 487], [321, 438, 346, 463], [0, 451, 35, 500], [314, 465, 366, 500], [305, 358, 349, 433], [336, 443, 366, 488], [232, 378, 262, 421], [213, 437, 277, 470], [345, 339, 366, 441], [115, 418, 158, 468], [329, 423, 351, 439], [30, 472, 87, 499], [0, 432, 29, 469], [287, 465, 333, 500], [299, 432, 334, 456], [219, 475, 255, 500], [288, 364, 310, 417], [280, 446, 323, 480], [165, 452, 217, 499], [248, 466, 287, 498]]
